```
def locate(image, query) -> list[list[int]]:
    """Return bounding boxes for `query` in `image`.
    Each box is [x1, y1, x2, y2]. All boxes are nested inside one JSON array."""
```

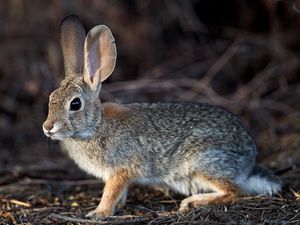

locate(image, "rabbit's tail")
[[238, 166, 282, 196]]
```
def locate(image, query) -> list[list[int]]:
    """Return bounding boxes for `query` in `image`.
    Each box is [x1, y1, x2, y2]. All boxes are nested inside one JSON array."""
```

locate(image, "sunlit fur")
[[44, 76, 102, 140], [43, 16, 282, 218]]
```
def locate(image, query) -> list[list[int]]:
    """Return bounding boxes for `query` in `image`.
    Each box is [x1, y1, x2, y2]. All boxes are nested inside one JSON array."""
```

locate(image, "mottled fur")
[[43, 16, 282, 218]]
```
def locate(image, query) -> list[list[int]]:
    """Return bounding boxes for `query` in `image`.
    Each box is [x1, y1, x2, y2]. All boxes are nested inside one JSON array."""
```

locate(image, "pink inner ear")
[[86, 42, 101, 83]]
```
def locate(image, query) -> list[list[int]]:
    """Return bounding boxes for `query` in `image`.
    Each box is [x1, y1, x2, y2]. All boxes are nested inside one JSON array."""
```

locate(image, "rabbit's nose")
[[43, 121, 53, 133]]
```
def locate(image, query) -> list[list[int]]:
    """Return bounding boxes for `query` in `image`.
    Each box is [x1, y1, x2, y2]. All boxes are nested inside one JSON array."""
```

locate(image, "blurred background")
[[0, 0, 299, 221]]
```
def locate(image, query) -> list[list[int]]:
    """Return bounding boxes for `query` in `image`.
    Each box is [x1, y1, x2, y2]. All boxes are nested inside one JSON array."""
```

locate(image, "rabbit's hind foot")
[[178, 176, 239, 212]]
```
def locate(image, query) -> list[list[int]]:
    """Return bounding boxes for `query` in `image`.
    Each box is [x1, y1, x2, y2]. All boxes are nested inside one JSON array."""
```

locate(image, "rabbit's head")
[[43, 16, 116, 140]]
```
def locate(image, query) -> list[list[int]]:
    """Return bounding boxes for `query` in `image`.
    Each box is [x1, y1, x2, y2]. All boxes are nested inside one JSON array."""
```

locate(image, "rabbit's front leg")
[[116, 189, 128, 209], [86, 169, 131, 218]]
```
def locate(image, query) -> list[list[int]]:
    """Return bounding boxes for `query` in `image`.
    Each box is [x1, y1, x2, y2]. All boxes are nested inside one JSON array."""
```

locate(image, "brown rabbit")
[[43, 15, 282, 218]]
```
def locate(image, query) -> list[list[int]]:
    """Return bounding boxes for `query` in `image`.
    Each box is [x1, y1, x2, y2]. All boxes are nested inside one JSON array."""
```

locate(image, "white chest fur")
[[60, 139, 112, 181]]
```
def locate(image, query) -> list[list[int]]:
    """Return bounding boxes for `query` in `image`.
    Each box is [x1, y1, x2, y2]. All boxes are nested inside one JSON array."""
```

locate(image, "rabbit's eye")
[[70, 98, 82, 111]]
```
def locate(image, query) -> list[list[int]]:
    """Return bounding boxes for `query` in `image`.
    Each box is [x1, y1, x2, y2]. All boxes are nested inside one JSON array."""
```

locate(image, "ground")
[[0, 1, 300, 224]]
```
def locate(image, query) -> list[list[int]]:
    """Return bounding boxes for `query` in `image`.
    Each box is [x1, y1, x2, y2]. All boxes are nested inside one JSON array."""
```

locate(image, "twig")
[[180, 38, 242, 100], [9, 199, 31, 207], [234, 58, 300, 99], [139, 45, 215, 80]]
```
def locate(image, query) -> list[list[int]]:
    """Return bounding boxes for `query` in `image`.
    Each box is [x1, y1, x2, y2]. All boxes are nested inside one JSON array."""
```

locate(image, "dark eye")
[[70, 98, 82, 111]]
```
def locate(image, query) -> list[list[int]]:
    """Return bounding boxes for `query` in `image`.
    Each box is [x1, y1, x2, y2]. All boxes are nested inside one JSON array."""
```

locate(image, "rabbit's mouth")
[[42, 122, 72, 140], [45, 132, 68, 140]]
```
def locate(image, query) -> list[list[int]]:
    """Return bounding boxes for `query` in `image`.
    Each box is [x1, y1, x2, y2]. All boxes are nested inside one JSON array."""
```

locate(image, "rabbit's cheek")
[[67, 111, 93, 138], [69, 113, 82, 128]]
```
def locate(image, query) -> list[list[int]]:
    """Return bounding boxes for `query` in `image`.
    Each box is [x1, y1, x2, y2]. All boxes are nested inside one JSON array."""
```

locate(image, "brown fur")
[[43, 120, 53, 131], [90, 169, 132, 217], [102, 102, 130, 120], [197, 179, 239, 205], [179, 174, 240, 211]]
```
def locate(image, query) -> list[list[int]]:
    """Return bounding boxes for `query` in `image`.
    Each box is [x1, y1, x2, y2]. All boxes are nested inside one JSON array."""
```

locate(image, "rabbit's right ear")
[[60, 15, 86, 78], [83, 25, 116, 93]]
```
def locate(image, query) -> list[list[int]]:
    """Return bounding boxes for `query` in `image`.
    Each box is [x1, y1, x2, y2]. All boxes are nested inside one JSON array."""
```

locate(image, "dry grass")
[[1, 178, 300, 224]]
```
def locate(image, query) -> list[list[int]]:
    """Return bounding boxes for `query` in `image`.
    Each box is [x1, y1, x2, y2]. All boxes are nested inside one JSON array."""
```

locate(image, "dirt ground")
[[0, 1, 299, 224]]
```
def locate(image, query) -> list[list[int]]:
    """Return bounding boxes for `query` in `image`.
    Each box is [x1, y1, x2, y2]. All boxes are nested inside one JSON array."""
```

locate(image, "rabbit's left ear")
[[83, 25, 116, 92], [60, 15, 86, 78]]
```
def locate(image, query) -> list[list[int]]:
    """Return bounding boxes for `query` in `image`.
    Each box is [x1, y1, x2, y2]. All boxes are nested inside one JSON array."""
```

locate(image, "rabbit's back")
[[124, 102, 256, 156]]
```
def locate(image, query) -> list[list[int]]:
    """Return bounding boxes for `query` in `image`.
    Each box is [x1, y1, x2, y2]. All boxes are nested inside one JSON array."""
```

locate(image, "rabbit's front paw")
[[178, 200, 190, 213], [85, 208, 113, 219]]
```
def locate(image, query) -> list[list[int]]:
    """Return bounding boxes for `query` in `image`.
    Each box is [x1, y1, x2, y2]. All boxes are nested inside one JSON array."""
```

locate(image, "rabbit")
[[42, 15, 282, 218]]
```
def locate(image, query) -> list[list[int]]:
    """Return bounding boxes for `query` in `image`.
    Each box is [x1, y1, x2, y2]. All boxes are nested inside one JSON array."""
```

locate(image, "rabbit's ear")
[[83, 25, 116, 92], [60, 15, 85, 78]]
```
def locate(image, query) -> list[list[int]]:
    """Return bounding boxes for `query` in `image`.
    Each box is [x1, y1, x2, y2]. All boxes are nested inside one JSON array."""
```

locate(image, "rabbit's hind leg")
[[179, 175, 240, 212]]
